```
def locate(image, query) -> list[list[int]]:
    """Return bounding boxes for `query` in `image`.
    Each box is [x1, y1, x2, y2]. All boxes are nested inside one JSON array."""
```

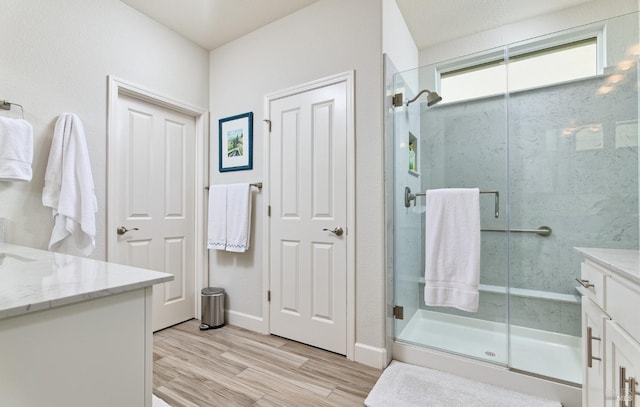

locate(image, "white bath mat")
[[365, 361, 562, 407], [153, 394, 171, 407]]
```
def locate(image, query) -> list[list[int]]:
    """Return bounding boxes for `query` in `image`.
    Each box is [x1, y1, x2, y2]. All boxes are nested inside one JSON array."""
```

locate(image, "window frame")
[[434, 24, 606, 104]]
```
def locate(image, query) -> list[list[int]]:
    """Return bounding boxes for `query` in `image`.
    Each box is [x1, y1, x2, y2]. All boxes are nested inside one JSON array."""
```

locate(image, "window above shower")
[[438, 27, 604, 104]]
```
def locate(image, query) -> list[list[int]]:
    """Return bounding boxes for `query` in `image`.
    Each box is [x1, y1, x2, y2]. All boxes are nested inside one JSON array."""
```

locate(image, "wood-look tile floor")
[[153, 320, 382, 406]]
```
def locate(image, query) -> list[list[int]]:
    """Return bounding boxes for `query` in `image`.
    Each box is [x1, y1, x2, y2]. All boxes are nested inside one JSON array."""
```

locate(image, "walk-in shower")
[[386, 11, 639, 394]]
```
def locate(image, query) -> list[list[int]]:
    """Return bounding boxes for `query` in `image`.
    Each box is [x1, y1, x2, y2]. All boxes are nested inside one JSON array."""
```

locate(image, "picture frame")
[[218, 112, 253, 172]]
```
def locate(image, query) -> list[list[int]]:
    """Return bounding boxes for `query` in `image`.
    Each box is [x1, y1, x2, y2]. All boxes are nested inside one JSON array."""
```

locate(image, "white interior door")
[[111, 93, 196, 332], [268, 80, 348, 355]]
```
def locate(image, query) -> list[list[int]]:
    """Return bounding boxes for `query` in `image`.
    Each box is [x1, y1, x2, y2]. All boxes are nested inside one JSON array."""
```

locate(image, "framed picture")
[[218, 112, 253, 172]]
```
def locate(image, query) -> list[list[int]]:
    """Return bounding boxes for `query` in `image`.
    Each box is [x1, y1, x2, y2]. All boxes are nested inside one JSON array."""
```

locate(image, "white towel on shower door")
[[424, 188, 481, 312]]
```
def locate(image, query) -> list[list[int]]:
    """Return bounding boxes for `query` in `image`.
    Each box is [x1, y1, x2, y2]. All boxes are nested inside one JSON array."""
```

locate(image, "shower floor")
[[397, 309, 582, 384]]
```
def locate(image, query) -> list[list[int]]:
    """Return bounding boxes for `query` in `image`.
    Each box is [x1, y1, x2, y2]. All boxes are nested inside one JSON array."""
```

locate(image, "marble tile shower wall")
[[508, 70, 638, 291], [419, 91, 511, 328], [417, 69, 639, 336]]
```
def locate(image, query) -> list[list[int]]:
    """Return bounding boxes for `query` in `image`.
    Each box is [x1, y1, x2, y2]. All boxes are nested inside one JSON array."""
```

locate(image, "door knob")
[[117, 226, 139, 235], [323, 227, 343, 236]]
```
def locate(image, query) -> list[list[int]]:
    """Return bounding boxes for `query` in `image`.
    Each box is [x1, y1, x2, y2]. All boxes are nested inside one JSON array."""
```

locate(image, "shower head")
[[426, 91, 443, 106], [406, 89, 442, 107]]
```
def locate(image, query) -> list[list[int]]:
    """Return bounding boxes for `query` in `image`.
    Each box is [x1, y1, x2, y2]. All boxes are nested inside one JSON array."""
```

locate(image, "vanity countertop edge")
[[575, 247, 640, 285], [0, 243, 173, 320]]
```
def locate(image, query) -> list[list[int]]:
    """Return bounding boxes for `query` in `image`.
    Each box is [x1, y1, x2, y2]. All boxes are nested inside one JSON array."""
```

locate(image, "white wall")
[[209, 0, 386, 366], [0, 0, 209, 259], [383, 0, 418, 73], [419, 0, 640, 65]]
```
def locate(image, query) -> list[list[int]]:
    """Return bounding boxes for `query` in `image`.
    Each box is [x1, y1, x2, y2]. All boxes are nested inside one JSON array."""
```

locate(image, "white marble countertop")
[[0, 243, 173, 320], [575, 247, 640, 285]]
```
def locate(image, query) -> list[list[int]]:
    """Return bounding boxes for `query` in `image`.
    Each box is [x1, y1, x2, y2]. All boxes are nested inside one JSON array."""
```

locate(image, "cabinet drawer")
[[581, 261, 607, 310], [607, 275, 640, 341]]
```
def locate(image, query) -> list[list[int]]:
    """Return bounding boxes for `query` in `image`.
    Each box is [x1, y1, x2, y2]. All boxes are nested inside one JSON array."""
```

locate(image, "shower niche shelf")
[[408, 132, 419, 177]]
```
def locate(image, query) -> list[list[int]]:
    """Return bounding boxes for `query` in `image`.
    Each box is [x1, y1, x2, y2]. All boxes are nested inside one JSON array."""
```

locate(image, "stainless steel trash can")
[[200, 287, 225, 330]]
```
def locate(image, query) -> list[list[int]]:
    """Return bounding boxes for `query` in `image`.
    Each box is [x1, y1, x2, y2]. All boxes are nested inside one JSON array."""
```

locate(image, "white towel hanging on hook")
[[42, 113, 98, 256]]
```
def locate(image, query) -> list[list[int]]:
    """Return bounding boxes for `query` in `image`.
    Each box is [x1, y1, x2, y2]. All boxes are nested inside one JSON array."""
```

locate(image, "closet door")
[[268, 80, 349, 355], [112, 93, 197, 332]]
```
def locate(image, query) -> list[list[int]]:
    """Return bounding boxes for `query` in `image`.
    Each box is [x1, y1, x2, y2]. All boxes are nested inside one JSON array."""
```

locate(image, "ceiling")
[[120, 0, 321, 50], [121, 0, 596, 51]]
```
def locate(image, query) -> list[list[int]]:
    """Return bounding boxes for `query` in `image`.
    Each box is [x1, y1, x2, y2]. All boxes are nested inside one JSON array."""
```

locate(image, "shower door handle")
[[323, 227, 344, 236]]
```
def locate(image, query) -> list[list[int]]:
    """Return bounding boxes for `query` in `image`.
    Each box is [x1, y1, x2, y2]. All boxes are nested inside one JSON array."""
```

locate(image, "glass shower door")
[[506, 13, 640, 384], [390, 10, 640, 387], [391, 67, 424, 348], [392, 55, 510, 365]]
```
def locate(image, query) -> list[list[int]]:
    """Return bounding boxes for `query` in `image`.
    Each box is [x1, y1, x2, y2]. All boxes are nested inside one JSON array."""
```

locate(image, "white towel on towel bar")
[[207, 183, 252, 252], [0, 116, 34, 182], [424, 188, 481, 312], [42, 113, 98, 256], [225, 183, 251, 252], [207, 185, 227, 250]]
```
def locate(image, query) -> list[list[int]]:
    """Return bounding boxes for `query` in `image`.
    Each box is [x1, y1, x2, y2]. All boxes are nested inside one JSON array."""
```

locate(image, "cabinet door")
[[583, 297, 608, 407], [606, 320, 640, 407]]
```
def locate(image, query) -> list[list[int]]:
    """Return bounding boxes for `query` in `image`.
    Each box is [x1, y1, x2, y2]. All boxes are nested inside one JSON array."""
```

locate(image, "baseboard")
[[225, 310, 265, 333], [354, 342, 388, 369]]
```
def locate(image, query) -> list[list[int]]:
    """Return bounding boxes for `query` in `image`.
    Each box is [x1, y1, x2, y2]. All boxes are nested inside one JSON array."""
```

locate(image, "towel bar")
[[405, 186, 499, 218], [0, 100, 25, 119], [205, 182, 262, 190]]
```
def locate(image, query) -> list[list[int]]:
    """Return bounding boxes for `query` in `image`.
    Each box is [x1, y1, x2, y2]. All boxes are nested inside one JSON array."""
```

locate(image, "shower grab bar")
[[481, 226, 552, 237], [405, 186, 499, 218]]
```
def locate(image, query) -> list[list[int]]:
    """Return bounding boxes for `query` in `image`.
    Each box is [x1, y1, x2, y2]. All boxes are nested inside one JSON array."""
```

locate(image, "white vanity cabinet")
[[606, 271, 640, 407], [582, 296, 608, 406], [577, 248, 640, 407], [606, 320, 640, 407], [0, 244, 172, 407]]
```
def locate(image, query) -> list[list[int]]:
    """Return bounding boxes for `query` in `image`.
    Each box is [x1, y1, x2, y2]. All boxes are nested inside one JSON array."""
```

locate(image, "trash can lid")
[[202, 287, 225, 295]]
